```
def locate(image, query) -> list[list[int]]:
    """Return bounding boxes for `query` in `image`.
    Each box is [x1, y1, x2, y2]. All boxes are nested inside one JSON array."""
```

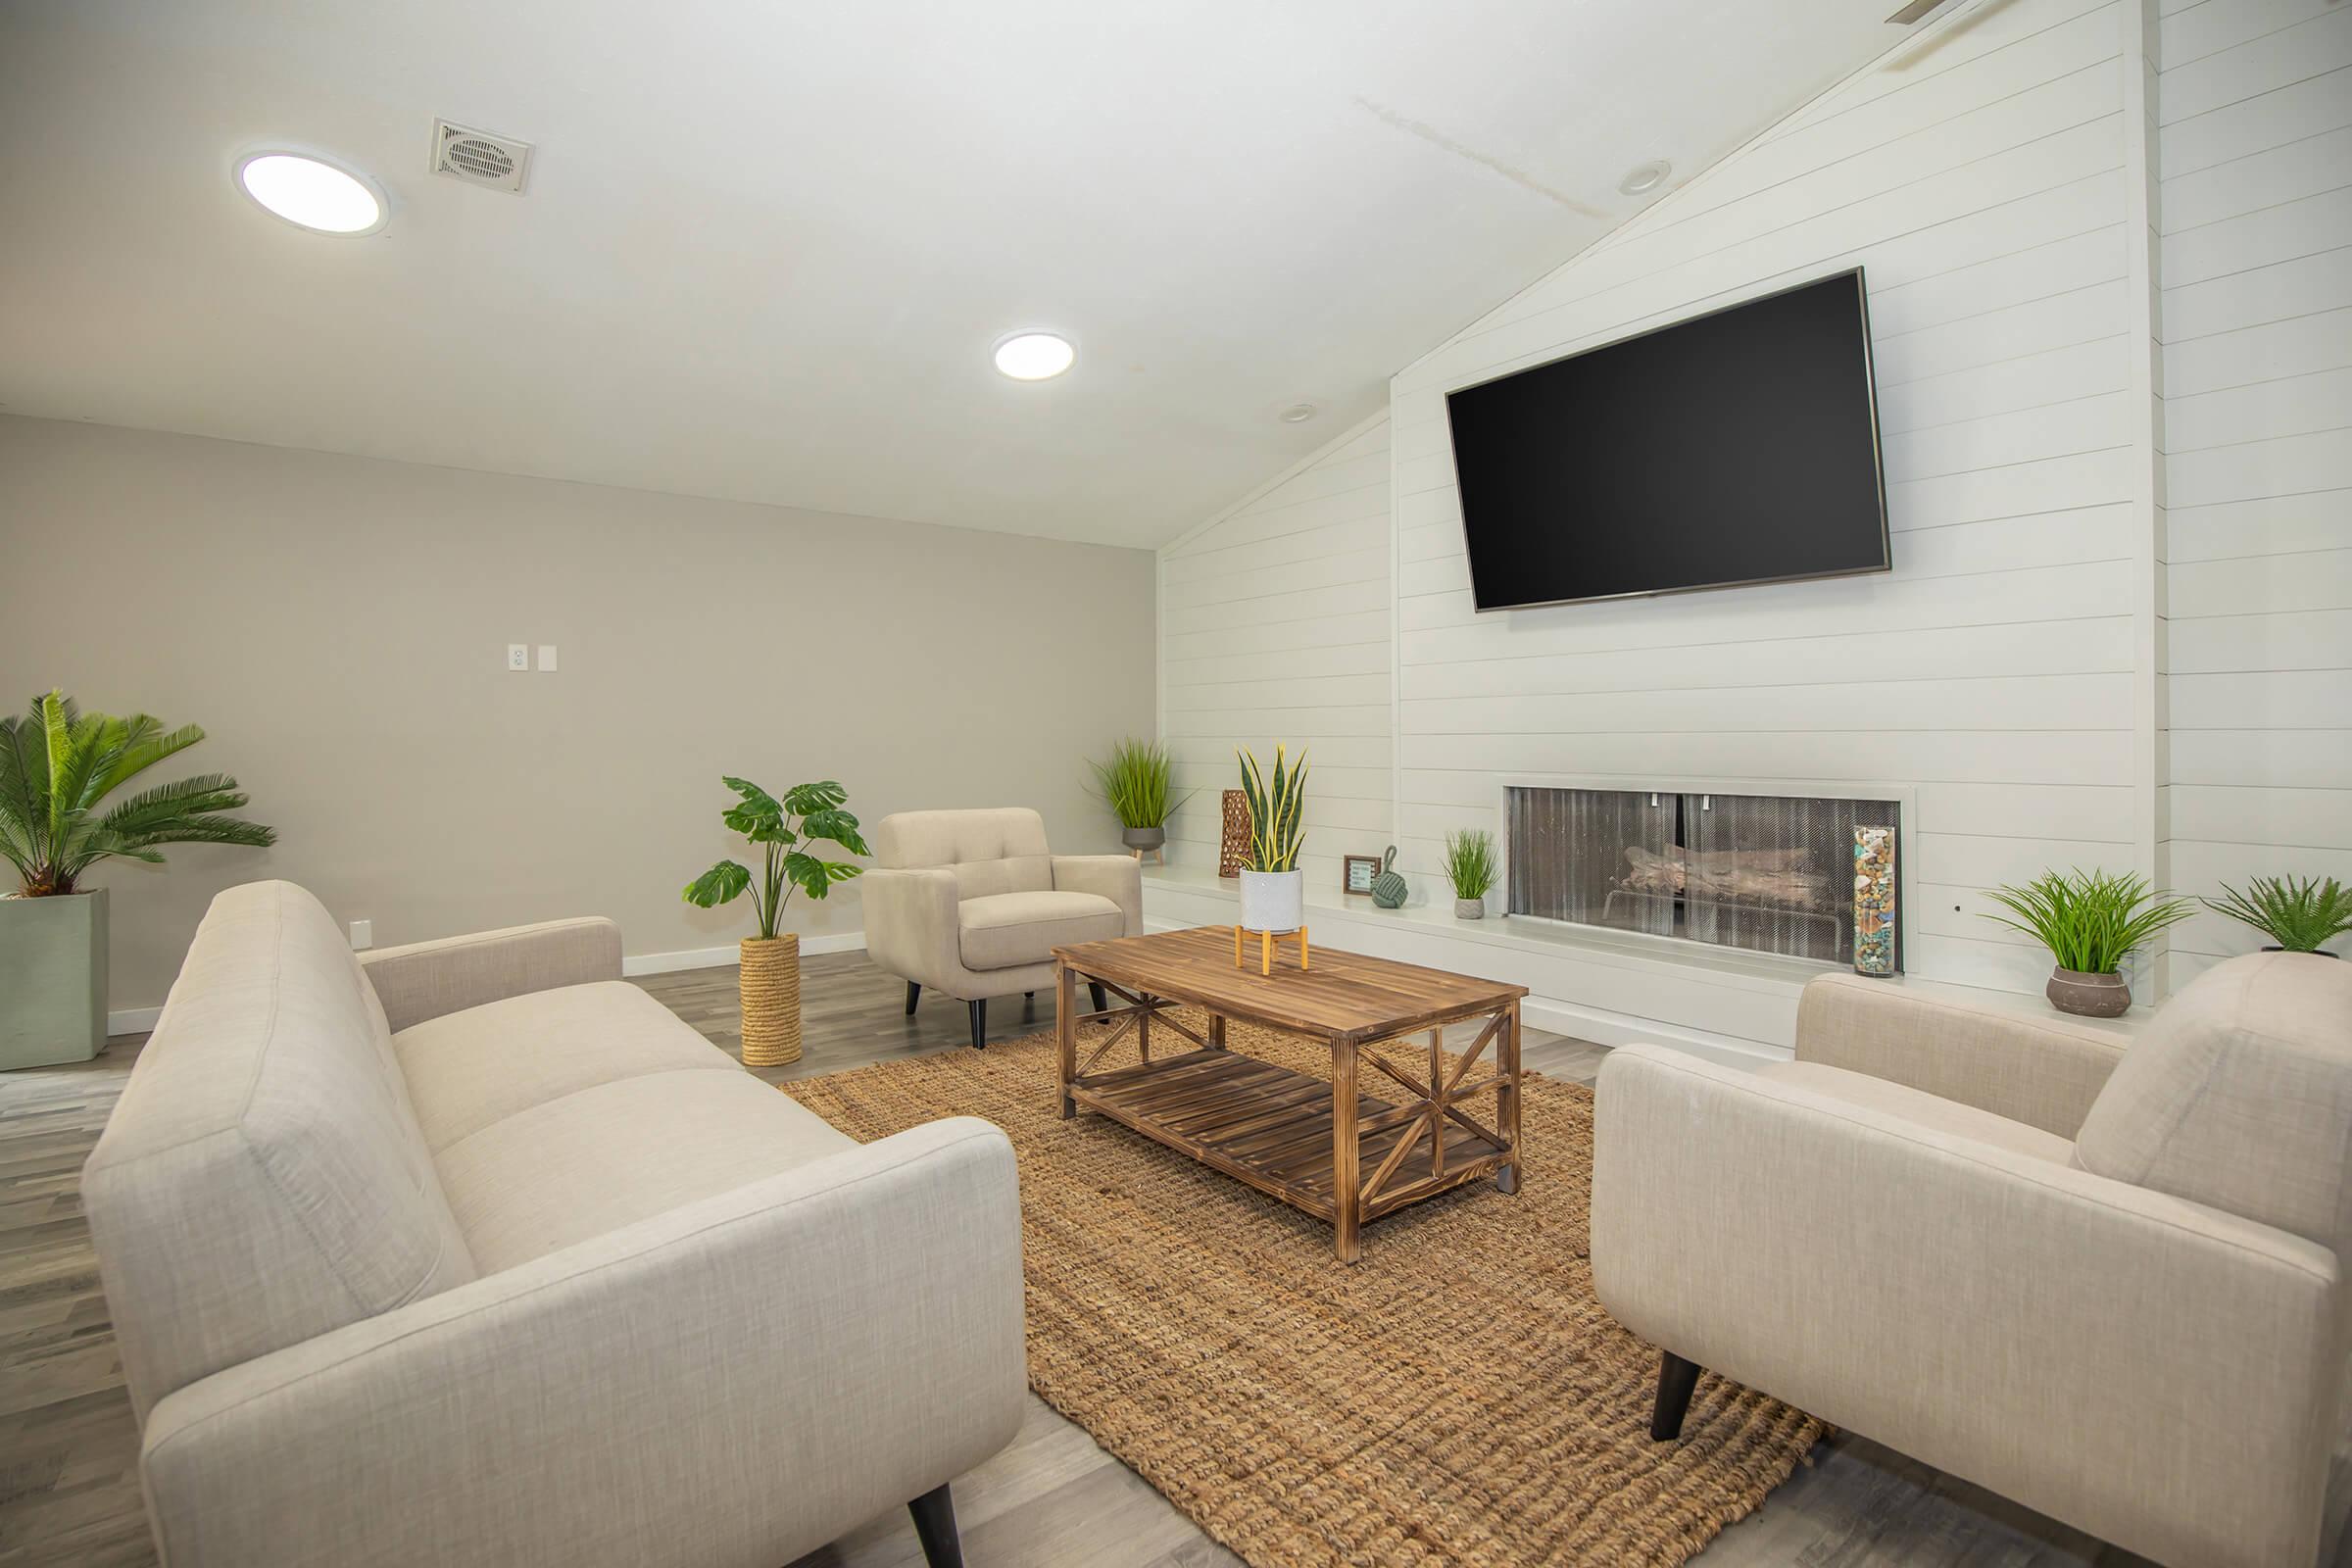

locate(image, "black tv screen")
[[1446, 270, 1889, 612]]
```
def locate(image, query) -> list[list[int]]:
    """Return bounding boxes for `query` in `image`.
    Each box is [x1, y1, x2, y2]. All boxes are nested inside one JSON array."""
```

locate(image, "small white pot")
[[1454, 896, 1486, 920], [1238, 869, 1304, 934]]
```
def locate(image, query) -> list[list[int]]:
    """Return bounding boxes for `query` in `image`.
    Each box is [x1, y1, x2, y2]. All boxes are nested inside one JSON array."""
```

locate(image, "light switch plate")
[[536, 644, 559, 672], [507, 644, 529, 672], [349, 919, 373, 951]]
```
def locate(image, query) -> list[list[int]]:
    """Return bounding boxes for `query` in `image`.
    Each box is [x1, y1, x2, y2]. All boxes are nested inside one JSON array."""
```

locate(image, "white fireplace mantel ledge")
[[1137, 864, 2156, 1038]]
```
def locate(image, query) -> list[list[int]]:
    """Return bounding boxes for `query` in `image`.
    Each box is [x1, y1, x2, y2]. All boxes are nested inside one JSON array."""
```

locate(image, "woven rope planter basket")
[[739, 933, 803, 1066]]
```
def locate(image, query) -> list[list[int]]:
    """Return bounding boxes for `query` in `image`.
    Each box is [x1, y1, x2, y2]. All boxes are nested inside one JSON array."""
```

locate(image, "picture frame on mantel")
[[1343, 854, 1382, 896]]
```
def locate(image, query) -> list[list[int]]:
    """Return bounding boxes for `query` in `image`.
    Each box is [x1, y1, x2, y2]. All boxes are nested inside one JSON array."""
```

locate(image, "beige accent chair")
[[862, 808, 1142, 1049], [81, 881, 1023, 1568], [1592, 952, 2352, 1568]]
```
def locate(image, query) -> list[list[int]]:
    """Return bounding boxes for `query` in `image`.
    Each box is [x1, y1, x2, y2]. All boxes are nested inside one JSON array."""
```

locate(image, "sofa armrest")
[[859, 866, 969, 993], [1052, 854, 1143, 935], [360, 917, 622, 1033], [137, 1117, 1025, 1568], [1592, 1043, 2338, 1568], [1793, 970, 2126, 1138]]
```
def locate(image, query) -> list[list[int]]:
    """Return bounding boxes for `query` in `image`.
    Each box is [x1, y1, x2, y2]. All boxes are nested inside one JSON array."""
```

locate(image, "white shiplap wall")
[[1160, 416, 1394, 889], [2158, 0, 2352, 980], [1388, 0, 2156, 1003]]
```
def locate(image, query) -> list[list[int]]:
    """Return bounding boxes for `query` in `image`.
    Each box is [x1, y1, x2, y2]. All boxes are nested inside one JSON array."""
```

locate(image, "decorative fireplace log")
[[1619, 846, 1832, 911]]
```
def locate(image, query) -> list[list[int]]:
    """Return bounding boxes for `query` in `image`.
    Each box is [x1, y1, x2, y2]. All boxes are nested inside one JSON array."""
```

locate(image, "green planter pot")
[[0, 887, 108, 1069]]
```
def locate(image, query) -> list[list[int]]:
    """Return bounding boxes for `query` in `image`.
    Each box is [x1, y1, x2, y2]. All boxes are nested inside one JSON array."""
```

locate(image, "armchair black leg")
[[907, 1481, 963, 1568], [1651, 1350, 1702, 1441], [1090, 981, 1107, 1013], [967, 999, 986, 1050], [1025, 990, 1035, 1002], [905, 981, 921, 1016]]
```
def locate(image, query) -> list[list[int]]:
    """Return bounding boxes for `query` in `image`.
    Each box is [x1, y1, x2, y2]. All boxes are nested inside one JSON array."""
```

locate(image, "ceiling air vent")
[[431, 120, 533, 194]]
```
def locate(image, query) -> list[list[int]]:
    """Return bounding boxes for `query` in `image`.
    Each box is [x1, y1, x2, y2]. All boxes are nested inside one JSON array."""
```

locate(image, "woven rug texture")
[[781, 1014, 1822, 1568]]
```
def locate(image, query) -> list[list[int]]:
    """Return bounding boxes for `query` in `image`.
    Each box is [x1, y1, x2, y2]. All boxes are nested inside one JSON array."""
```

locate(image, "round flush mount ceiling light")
[[233, 150, 389, 235], [993, 331, 1076, 381], [1618, 159, 1672, 196], [1278, 403, 1318, 423]]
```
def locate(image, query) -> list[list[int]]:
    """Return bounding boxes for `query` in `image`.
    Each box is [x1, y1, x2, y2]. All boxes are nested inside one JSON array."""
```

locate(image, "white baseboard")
[[621, 930, 866, 977], [108, 1005, 163, 1038]]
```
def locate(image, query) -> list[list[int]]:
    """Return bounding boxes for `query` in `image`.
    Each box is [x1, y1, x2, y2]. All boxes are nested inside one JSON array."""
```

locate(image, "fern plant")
[[2201, 875, 2352, 954], [0, 691, 275, 896], [1443, 829, 1497, 900], [1089, 737, 1191, 830], [1982, 868, 2196, 975], [682, 778, 869, 940], [1235, 743, 1307, 873]]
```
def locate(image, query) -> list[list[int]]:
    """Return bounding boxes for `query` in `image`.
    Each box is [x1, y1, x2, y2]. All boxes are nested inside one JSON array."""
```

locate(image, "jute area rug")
[[781, 1014, 1822, 1568]]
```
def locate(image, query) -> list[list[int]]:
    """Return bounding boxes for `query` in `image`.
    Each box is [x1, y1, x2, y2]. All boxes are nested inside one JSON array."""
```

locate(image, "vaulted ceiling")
[[0, 1, 1910, 547]]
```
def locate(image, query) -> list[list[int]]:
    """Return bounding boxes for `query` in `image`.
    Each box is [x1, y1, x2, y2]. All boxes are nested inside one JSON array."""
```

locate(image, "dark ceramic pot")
[[1120, 825, 1166, 854], [2047, 966, 2131, 1018]]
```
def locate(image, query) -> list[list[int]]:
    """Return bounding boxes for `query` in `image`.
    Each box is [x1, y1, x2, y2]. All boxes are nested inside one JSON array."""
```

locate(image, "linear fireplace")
[[1504, 785, 1900, 969]]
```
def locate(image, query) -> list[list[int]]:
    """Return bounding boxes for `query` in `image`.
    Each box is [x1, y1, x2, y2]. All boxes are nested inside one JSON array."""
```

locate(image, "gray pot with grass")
[[1, 691, 275, 1070], [1444, 828, 1496, 921], [1982, 868, 2197, 1019], [1091, 738, 1189, 864]]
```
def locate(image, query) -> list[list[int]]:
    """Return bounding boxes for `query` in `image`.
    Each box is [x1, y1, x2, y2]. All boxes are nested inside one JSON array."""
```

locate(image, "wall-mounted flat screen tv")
[[1445, 269, 1890, 612]]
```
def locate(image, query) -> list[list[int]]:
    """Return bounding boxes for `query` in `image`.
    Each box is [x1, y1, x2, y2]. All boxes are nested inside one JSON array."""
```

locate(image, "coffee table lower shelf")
[[1068, 1047, 1511, 1228]]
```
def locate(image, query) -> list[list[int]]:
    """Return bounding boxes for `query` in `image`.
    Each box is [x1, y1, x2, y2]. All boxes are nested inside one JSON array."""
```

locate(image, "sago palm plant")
[[1236, 743, 1308, 872], [2201, 875, 2352, 955], [0, 691, 275, 897], [1089, 737, 1191, 830]]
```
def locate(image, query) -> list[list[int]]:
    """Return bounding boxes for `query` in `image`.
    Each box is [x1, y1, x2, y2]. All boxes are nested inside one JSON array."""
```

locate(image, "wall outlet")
[[349, 919, 373, 951], [536, 644, 559, 672], [507, 643, 529, 671]]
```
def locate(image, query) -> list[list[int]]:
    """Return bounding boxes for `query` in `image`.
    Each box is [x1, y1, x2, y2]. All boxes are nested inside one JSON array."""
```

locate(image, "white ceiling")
[[0, 1, 1906, 549]]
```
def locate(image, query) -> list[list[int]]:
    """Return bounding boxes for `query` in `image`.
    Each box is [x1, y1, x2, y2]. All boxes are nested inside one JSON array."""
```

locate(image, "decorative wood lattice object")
[[1218, 789, 1250, 878]]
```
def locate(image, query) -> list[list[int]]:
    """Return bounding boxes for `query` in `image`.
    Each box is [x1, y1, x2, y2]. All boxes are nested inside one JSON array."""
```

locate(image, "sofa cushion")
[[1754, 1060, 2076, 1164], [80, 881, 475, 1420], [394, 980, 737, 1152], [874, 808, 1053, 902], [958, 890, 1124, 971], [433, 1069, 855, 1272], [2075, 951, 2352, 1255]]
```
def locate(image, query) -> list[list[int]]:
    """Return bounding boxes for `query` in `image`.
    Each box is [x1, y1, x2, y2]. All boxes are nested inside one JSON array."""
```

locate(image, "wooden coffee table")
[[1053, 925, 1527, 1262]]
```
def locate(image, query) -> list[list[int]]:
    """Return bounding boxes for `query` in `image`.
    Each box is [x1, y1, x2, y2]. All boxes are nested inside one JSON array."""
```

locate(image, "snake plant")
[[1235, 743, 1307, 873]]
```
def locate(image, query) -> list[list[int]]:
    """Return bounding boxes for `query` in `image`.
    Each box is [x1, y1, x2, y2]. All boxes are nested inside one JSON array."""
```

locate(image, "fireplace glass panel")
[[1505, 786, 1899, 969]]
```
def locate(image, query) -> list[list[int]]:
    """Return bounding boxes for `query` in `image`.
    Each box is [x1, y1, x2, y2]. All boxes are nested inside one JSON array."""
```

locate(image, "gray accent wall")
[[0, 416, 1157, 1013]]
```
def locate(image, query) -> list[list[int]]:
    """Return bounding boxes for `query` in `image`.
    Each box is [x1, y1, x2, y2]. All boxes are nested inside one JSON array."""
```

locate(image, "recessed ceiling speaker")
[[431, 120, 533, 194]]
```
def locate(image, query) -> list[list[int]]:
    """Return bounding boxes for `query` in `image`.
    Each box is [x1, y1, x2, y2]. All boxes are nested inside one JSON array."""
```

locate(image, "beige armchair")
[[862, 808, 1142, 1049], [1592, 953, 2352, 1568]]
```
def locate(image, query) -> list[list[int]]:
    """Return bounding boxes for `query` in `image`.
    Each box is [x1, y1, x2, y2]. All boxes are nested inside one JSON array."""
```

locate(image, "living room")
[[3, 1, 2347, 1565]]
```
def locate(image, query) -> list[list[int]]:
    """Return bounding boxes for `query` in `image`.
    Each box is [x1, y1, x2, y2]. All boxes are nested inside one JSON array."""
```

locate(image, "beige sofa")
[[82, 881, 1024, 1568], [861, 808, 1142, 1049], [1592, 952, 2352, 1568]]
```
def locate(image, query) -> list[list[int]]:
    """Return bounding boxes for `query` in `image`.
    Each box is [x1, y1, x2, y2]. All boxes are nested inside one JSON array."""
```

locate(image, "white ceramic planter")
[[1237, 869, 1304, 934], [1454, 896, 1486, 920], [0, 887, 108, 1070]]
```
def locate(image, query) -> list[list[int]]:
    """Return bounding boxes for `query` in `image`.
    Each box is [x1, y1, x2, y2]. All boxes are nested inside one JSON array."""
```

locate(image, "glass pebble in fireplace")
[[1504, 786, 1900, 969]]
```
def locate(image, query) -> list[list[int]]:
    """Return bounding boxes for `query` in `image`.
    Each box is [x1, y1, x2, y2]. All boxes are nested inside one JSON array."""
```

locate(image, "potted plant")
[[1444, 829, 1497, 919], [1090, 737, 1191, 861], [0, 691, 275, 1069], [1235, 743, 1307, 934], [2201, 875, 2350, 957], [682, 778, 867, 1067], [1982, 868, 2196, 1018]]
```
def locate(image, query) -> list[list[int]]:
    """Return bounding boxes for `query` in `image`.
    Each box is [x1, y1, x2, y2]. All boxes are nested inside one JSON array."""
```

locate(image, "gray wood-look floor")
[[0, 950, 2220, 1567]]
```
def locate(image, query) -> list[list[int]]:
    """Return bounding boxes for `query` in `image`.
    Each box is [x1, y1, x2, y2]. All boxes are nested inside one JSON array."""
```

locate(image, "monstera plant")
[[681, 777, 868, 1067], [0, 691, 275, 1068]]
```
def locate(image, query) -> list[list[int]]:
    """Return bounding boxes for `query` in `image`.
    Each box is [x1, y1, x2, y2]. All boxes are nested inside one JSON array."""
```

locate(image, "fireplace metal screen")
[[1505, 786, 1899, 968]]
